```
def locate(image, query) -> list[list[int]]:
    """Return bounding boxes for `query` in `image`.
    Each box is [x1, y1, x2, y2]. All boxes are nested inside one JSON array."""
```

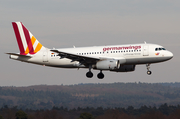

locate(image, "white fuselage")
[[10, 43, 173, 69]]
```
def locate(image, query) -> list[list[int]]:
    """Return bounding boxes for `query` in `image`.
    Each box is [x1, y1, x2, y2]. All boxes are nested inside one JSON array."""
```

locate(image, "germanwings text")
[[103, 46, 141, 52]]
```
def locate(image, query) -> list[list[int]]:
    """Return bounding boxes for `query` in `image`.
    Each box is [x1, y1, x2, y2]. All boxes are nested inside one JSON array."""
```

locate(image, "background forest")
[[0, 82, 180, 110]]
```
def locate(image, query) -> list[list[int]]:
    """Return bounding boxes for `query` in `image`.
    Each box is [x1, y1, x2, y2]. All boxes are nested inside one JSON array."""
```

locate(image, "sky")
[[0, 0, 179, 86]]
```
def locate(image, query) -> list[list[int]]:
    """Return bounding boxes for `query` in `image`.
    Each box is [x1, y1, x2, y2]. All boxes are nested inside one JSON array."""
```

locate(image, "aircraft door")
[[143, 45, 149, 56]]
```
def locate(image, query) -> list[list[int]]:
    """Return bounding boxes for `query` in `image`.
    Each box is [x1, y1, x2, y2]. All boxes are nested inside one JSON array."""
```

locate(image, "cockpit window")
[[155, 47, 166, 51]]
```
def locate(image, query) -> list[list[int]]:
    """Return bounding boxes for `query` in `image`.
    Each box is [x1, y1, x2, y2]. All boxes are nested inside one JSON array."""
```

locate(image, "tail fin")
[[12, 22, 45, 55]]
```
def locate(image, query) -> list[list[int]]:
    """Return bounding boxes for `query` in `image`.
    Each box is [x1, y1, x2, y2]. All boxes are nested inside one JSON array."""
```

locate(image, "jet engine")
[[95, 60, 120, 70]]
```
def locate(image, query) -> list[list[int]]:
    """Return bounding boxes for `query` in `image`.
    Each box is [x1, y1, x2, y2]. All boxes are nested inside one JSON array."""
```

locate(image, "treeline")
[[1, 104, 180, 119], [1, 82, 180, 109]]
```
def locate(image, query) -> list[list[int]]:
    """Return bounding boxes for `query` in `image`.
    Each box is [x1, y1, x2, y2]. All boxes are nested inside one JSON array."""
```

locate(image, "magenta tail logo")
[[12, 22, 42, 55]]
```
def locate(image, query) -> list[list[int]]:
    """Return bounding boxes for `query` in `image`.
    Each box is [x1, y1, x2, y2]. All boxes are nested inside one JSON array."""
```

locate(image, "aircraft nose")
[[166, 51, 173, 59]]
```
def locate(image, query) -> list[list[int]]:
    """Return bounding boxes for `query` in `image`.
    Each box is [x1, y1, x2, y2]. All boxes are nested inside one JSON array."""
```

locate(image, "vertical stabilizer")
[[12, 22, 45, 55]]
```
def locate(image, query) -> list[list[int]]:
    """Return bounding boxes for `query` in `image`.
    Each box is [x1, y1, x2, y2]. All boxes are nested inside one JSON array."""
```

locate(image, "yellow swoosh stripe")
[[34, 43, 42, 53]]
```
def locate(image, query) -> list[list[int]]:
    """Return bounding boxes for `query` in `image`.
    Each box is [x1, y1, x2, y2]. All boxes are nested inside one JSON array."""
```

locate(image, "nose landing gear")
[[146, 64, 152, 75], [147, 70, 152, 75]]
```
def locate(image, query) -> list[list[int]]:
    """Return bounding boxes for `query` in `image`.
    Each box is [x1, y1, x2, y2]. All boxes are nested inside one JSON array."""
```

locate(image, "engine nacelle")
[[95, 60, 120, 70], [112, 65, 135, 72]]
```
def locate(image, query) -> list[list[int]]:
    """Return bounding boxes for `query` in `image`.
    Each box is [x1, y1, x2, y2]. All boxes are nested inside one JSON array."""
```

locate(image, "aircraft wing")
[[50, 50, 101, 65]]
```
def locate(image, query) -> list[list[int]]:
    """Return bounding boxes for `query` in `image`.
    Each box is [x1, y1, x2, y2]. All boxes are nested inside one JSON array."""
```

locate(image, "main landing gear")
[[146, 64, 152, 75], [86, 65, 93, 78], [86, 71, 93, 78], [86, 65, 104, 79], [97, 70, 104, 79]]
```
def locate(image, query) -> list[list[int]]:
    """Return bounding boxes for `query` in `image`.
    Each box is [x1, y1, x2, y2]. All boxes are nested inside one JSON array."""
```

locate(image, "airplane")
[[7, 22, 173, 79]]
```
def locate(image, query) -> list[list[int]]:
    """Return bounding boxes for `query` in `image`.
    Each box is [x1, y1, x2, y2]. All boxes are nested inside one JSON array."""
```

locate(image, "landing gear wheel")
[[147, 71, 152, 75], [97, 72, 104, 79], [146, 64, 152, 75], [86, 71, 93, 78], [86, 64, 93, 78]]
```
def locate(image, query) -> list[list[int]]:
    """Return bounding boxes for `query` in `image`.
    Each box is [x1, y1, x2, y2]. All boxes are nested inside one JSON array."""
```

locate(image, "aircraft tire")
[[86, 71, 93, 78], [147, 71, 152, 75], [97, 72, 104, 79]]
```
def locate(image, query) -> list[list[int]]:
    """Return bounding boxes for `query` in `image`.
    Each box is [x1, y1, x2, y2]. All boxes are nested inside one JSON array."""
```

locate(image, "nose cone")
[[166, 51, 173, 60]]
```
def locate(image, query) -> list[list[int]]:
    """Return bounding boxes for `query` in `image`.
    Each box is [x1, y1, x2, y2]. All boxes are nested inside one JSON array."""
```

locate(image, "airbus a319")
[[7, 22, 173, 79]]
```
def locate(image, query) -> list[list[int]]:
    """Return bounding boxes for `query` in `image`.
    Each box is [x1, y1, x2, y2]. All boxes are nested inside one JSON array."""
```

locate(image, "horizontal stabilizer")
[[6, 53, 32, 58]]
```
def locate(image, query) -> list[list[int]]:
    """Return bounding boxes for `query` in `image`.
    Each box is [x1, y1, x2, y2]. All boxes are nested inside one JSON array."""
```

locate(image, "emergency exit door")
[[143, 45, 149, 56]]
